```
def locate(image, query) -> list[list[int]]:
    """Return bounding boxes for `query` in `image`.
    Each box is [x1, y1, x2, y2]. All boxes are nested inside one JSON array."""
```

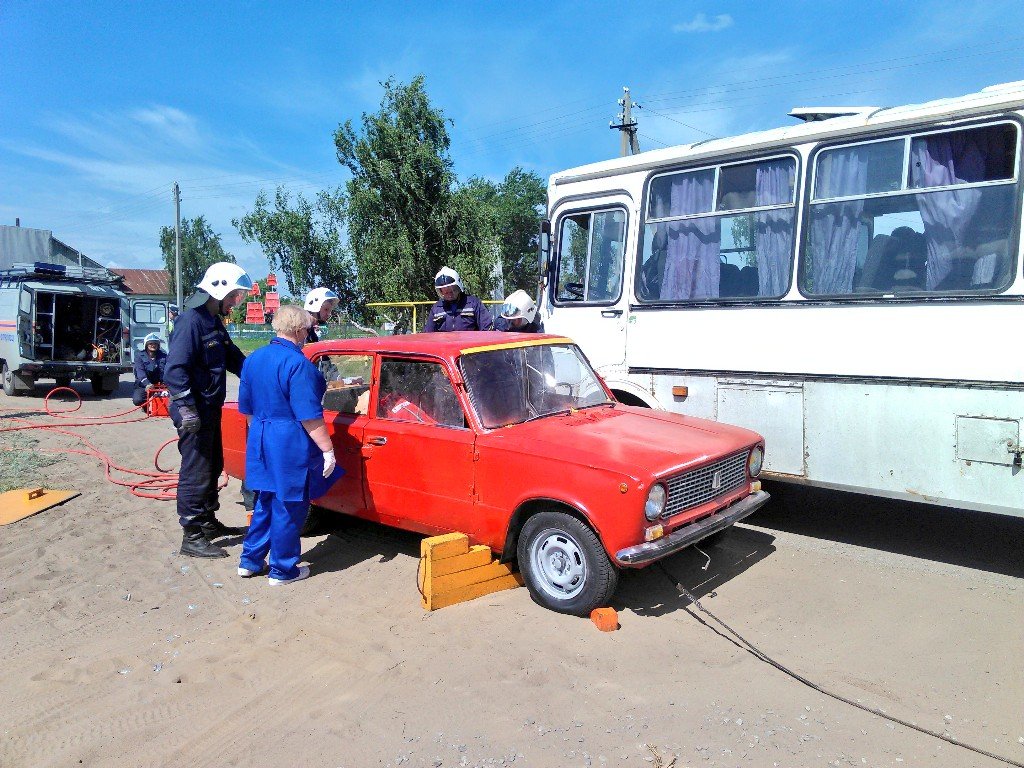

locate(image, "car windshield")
[[460, 343, 613, 429]]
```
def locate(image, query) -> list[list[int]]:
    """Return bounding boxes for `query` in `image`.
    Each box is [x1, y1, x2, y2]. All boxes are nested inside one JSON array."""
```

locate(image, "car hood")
[[484, 404, 762, 480]]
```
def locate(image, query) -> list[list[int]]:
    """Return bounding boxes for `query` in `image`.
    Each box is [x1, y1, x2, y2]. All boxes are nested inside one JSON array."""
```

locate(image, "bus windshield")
[[460, 343, 612, 428]]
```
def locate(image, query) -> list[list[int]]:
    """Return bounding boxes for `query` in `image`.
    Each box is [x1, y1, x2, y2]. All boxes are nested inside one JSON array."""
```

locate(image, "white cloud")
[[673, 13, 733, 33]]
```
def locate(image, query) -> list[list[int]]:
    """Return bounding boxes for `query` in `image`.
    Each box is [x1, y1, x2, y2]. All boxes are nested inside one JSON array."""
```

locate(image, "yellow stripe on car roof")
[[460, 337, 574, 355]]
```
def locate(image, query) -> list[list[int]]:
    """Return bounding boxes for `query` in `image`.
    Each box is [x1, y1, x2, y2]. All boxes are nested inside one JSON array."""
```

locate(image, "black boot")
[[181, 527, 229, 558], [199, 517, 247, 540]]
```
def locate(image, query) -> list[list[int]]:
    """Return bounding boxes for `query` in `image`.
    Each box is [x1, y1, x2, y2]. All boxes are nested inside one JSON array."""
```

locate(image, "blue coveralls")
[[165, 296, 245, 529], [422, 293, 493, 332], [132, 350, 168, 405], [493, 316, 545, 333], [237, 338, 329, 581]]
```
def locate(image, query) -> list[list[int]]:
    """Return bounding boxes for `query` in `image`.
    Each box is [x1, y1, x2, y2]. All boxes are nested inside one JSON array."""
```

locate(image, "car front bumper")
[[615, 490, 771, 566]]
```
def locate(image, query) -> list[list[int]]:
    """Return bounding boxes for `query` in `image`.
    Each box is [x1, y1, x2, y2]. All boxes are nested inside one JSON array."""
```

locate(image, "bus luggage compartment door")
[[717, 379, 805, 476]]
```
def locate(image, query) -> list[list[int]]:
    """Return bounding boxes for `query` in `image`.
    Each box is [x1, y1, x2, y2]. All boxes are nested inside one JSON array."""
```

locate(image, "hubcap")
[[529, 527, 588, 601]]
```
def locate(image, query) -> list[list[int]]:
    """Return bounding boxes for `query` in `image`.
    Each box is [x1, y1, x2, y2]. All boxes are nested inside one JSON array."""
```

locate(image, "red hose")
[[0, 387, 227, 499]]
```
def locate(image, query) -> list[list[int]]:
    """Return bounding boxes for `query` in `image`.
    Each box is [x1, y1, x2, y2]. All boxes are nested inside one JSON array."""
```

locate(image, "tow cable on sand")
[[657, 562, 1023, 768]]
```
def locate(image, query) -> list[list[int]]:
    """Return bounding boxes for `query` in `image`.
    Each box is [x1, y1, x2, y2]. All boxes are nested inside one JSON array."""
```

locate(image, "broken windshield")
[[460, 343, 613, 429]]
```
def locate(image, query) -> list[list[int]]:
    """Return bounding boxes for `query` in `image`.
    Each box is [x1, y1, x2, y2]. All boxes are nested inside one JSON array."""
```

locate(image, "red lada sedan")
[[222, 332, 769, 615]]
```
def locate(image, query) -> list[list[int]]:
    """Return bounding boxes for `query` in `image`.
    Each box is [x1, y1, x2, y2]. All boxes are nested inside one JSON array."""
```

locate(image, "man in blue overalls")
[[165, 262, 253, 559], [422, 267, 493, 332], [132, 333, 168, 405]]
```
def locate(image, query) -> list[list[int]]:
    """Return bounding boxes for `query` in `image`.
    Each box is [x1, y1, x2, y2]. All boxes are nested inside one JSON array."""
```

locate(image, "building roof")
[[110, 268, 171, 296]]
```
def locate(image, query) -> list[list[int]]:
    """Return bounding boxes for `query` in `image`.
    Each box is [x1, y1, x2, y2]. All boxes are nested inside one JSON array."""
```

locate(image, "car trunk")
[[31, 290, 125, 364]]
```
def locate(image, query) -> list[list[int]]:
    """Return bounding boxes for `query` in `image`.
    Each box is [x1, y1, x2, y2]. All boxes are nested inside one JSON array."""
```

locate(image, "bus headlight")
[[645, 483, 667, 520], [747, 446, 764, 478]]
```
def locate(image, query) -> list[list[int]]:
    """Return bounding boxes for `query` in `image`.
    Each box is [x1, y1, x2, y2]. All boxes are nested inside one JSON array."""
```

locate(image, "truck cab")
[[0, 262, 132, 396]]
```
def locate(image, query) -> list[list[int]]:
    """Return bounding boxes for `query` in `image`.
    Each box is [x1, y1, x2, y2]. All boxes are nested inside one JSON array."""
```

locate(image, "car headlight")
[[747, 446, 764, 477], [645, 483, 667, 520]]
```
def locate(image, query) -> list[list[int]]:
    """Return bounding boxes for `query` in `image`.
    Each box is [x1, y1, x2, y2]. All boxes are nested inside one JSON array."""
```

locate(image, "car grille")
[[662, 452, 748, 518]]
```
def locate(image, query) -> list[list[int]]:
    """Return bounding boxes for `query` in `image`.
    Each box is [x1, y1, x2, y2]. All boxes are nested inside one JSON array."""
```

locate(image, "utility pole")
[[609, 86, 641, 157], [173, 182, 182, 309]]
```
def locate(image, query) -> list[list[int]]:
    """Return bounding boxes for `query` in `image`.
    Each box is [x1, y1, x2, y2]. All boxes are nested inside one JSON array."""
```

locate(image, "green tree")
[[462, 168, 547, 294], [233, 186, 361, 317], [159, 216, 235, 300], [334, 75, 496, 308]]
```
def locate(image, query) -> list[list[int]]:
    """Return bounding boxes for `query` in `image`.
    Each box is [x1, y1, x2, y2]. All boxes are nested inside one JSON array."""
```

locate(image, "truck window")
[[133, 302, 167, 324]]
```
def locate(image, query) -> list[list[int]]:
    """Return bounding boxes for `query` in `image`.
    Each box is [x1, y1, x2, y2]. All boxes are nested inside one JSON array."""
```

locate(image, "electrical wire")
[[656, 562, 1024, 768]]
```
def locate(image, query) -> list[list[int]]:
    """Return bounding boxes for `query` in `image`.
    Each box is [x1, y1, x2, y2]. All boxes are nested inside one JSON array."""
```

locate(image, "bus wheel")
[[517, 510, 618, 616]]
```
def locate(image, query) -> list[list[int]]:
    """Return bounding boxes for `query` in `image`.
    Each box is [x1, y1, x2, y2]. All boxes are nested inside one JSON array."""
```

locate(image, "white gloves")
[[322, 450, 337, 479]]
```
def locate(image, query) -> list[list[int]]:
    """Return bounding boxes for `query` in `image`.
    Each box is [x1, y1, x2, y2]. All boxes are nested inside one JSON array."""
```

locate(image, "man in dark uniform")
[[422, 266, 493, 332], [493, 289, 545, 333], [131, 333, 168, 406], [165, 261, 254, 558], [303, 286, 340, 344]]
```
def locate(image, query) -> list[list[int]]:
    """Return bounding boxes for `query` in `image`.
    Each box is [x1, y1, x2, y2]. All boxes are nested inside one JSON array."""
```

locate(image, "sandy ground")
[[1, 376, 1022, 768]]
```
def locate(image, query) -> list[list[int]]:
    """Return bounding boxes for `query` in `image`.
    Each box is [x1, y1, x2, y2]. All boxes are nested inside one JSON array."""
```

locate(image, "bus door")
[[129, 299, 168, 362], [546, 199, 631, 373]]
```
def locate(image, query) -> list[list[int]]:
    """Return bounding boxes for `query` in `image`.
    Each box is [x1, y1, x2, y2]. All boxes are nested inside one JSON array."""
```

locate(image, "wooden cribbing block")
[[419, 533, 523, 611]]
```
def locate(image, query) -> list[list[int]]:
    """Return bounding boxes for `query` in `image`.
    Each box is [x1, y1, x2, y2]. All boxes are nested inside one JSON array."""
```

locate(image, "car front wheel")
[[517, 510, 618, 616]]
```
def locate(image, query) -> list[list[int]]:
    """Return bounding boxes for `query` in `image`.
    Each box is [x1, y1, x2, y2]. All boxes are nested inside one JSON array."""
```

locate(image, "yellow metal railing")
[[366, 300, 502, 333]]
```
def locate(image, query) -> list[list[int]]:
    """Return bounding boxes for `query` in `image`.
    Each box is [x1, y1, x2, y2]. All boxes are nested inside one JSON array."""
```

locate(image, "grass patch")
[[0, 430, 61, 492]]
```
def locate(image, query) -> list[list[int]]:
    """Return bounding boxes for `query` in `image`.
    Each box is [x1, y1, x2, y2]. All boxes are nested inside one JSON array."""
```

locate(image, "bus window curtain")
[[911, 133, 986, 289], [662, 173, 720, 299], [808, 148, 867, 294], [754, 158, 795, 297]]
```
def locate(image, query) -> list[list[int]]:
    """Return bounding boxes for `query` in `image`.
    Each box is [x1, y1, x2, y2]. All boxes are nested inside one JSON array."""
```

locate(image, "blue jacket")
[[238, 338, 327, 502], [165, 301, 245, 413], [422, 293, 493, 332], [134, 349, 168, 387]]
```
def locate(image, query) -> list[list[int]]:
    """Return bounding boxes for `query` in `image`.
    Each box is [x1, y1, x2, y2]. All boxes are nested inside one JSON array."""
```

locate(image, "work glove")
[[177, 405, 201, 436], [322, 450, 337, 479]]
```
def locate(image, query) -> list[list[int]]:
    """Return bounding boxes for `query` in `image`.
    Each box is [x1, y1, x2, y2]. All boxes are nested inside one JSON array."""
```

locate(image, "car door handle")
[[366, 436, 387, 446], [601, 309, 623, 318]]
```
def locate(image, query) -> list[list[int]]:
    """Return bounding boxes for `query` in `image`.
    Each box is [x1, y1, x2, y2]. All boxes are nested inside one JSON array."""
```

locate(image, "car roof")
[[305, 331, 572, 359]]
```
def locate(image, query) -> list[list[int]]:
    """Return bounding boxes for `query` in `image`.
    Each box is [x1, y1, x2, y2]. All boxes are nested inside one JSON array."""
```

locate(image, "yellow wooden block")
[[421, 532, 469, 561], [424, 573, 524, 611], [430, 545, 493, 578], [432, 560, 519, 594]]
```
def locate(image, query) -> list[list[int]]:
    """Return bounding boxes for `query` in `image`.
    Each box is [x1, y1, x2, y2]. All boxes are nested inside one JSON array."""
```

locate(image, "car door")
[[361, 356, 475, 535], [311, 351, 373, 516], [130, 299, 168, 362]]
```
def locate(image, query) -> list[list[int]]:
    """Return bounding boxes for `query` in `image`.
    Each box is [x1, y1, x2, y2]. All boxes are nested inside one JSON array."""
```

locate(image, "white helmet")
[[197, 262, 253, 300], [304, 287, 340, 312], [433, 266, 463, 298], [500, 289, 537, 324], [143, 333, 162, 346]]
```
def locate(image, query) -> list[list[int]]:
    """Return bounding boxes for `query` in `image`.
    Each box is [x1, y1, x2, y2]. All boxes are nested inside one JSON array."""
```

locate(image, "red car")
[[222, 332, 769, 615]]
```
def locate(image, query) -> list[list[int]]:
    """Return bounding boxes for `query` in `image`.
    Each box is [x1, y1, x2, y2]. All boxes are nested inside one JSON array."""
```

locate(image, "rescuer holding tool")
[[237, 304, 344, 585], [422, 267, 492, 332], [131, 333, 168, 406], [494, 289, 544, 333], [303, 287, 340, 344], [165, 262, 253, 559]]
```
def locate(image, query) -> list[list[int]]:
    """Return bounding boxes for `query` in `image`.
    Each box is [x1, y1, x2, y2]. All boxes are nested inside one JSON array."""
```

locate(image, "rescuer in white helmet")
[[132, 332, 168, 406], [422, 266, 492, 332], [165, 261, 253, 559], [303, 287, 340, 344], [494, 289, 544, 333]]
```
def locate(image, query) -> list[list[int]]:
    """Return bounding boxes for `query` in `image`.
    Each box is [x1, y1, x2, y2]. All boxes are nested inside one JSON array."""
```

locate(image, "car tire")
[[517, 510, 618, 616], [2, 362, 21, 397], [300, 505, 328, 536]]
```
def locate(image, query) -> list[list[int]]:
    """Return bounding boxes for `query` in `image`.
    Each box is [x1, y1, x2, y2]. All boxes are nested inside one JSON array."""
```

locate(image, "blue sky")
[[2, 1, 1023, 284]]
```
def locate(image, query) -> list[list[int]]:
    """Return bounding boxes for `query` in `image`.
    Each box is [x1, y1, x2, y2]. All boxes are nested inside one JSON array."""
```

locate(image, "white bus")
[[539, 81, 1024, 518]]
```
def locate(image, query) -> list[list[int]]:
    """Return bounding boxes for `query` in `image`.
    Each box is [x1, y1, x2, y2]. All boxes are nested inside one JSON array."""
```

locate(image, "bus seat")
[[855, 234, 891, 291], [719, 262, 741, 297], [738, 265, 759, 296]]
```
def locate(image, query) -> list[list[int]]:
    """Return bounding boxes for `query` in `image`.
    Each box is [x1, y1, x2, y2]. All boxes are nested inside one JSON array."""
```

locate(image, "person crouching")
[[237, 305, 342, 586], [132, 333, 168, 406]]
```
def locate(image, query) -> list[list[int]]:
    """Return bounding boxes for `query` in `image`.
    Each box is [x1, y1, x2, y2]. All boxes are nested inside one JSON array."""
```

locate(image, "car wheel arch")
[[500, 498, 603, 564]]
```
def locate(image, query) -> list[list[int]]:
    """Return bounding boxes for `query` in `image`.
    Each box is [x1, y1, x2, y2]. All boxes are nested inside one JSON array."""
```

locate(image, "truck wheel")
[[55, 377, 72, 389], [90, 375, 114, 396], [3, 363, 21, 397], [517, 510, 618, 616]]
